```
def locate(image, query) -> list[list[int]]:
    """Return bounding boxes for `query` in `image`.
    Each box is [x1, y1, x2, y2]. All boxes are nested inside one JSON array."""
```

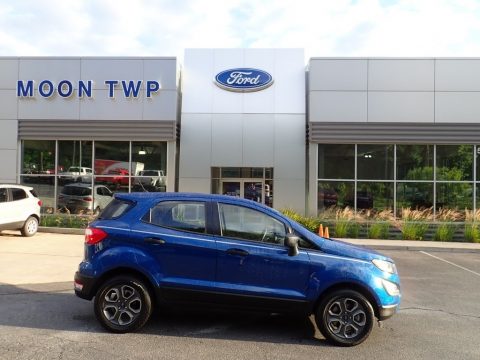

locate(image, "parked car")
[[96, 168, 130, 188], [74, 193, 401, 346], [133, 170, 166, 189], [58, 183, 113, 214], [0, 184, 41, 236], [58, 166, 93, 184]]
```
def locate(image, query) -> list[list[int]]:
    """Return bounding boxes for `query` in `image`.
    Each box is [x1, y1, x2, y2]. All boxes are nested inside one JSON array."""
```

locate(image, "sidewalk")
[[338, 238, 480, 253]]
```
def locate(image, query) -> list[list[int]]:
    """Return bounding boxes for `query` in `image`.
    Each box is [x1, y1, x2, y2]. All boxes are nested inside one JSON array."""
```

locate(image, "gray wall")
[[180, 49, 306, 212], [307, 57, 480, 214], [0, 57, 179, 187]]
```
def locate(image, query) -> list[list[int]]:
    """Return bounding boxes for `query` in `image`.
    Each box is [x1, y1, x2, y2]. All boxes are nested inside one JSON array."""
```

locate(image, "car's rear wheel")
[[94, 276, 152, 333], [315, 289, 375, 346], [21, 216, 38, 237]]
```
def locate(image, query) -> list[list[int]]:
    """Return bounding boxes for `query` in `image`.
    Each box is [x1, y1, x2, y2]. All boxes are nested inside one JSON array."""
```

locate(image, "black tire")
[[21, 216, 38, 237], [315, 289, 375, 346], [94, 276, 153, 333]]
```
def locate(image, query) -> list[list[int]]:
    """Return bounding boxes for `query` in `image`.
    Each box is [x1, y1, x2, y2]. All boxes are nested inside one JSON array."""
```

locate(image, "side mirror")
[[285, 234, 300, 257]]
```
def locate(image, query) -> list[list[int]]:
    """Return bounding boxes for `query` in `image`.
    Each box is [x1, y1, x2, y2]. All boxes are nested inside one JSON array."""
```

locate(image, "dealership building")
[[1, 49, 480, 217]]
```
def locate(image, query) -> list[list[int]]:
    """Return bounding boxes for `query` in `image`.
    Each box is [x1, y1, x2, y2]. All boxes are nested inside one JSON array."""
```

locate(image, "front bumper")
[[74, 271, 96, 300], [379, 304, 399, 320]]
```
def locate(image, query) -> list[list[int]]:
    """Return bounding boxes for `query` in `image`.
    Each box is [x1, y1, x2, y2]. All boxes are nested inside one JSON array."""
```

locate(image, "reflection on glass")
[[243, 182, 263, 203], [222, 182, 240, 197], [22, 140, 55, 175], [357, 145, 394, 180], [396, 182, 433, 214], [354, 182, 394, 211], [57, 141, 93, 185], [318, 144, 355, 179], [436, 183, 473, 210], [436, 145, 473, 181], [94, 141, 129, 179], [20, 177, 55, 214], [132, 173, 167, 192], [131, 142, 167, 176], [397, 145, 433, 180], [318, 181, 354, 212], [58, 182, 114, 215], [265, 179, 273, 207]]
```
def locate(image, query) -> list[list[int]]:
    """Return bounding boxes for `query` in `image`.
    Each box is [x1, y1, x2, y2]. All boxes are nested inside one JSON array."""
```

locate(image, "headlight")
[[382, 279, 400, 296], [372, 259, 397, 274]]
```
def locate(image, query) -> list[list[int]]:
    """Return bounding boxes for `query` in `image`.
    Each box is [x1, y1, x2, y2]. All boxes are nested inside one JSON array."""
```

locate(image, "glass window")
[[397, 145, 433, 180], [357, 145, 393, 180], [131, 142, 167, 193], [318, 181, 354, 212], [318, 144, 355, 179], [58, 141, 92, 176], [356, 182, 394, 211], [436, 183, 473, 211], [22, 140, 55, 175], [0, 188, 7, 202], [219, 203, 286, 244], [20, 178, 54, 214], [436, 145, 473, 181], [396, 182, 433, 214], [11, 188, 27, 201], [145, 201, 206, 234], [99, 199, 134, 220]]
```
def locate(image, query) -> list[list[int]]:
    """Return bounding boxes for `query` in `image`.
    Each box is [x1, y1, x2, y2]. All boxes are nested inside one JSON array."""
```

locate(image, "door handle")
[[144, 237, 166, 245], [226, 248, 249, 256]]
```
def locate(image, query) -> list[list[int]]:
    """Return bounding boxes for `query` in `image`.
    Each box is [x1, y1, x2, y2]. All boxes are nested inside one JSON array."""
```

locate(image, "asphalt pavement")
[[1, 230, 479, 359]]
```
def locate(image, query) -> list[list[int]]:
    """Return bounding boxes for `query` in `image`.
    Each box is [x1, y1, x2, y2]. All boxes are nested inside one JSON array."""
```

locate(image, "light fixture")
[[138, 146, 146, 155]]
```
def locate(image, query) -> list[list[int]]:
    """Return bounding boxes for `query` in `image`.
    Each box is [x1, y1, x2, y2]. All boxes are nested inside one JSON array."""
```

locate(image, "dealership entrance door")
[[212, 167, 273, 207]]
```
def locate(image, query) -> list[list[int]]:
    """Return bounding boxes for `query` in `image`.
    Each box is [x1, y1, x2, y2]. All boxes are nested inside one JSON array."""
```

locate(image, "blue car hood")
[[320, 238, 392, 262]]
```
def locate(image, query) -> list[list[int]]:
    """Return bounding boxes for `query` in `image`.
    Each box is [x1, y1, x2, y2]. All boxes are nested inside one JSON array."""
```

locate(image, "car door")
[[214, 201, 311, 310], [9, 188, 30, 223], [129, 199, 218, 302]]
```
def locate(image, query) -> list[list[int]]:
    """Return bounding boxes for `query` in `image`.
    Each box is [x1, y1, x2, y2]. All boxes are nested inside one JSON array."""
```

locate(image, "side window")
[[0, 188, 7, 202], [11, 188, 27, 201], [143, 201, 206, 234], [218, 203, 286, 244]]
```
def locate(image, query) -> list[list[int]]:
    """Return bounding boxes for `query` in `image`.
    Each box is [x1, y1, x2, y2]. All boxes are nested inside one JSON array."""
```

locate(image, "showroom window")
[[317, 144, 478, 219], [20, 140, 168, 215]]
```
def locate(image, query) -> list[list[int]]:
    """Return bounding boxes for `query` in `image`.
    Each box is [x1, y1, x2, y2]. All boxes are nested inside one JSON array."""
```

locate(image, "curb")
[[350, 244, 480, 253], [38, 227, 84, 235]]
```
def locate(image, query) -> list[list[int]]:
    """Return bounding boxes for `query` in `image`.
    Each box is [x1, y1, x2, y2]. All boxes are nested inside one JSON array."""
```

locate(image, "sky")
[[1, 0, 480, 61]]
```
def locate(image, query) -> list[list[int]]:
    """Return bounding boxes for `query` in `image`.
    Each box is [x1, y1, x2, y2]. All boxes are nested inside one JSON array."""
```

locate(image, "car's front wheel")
[[94, 276, 153, 333], [21, 216, 38, 237], [315, 289, 375, 346]]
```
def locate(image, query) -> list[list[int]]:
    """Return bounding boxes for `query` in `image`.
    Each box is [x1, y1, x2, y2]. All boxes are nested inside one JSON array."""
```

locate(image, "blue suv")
[[74, 193, 400, 346]]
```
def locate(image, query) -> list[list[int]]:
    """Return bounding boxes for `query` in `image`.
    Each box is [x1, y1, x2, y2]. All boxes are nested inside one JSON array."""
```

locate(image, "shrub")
[[434, 223, 456, 242], [402, 222, 429, 240], [368, 222, 390, 239], [40, 214, 94, 229], [464, 224, 480, 243], [333, 221, 349, 238]]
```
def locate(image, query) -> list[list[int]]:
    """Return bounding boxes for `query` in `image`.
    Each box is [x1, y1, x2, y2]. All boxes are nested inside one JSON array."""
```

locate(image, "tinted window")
[[99, 199, 134, 219], [144, 201, 206, 234], [0, 188, 7, 202], [218, 203, 286, 245], [11, 188, 27, 201], [29, 189, 38, 198], [62, 186, 91, 196]]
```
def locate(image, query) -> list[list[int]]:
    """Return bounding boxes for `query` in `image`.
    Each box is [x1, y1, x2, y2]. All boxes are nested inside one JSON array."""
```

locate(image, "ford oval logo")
[[214, 68, 274, 92]]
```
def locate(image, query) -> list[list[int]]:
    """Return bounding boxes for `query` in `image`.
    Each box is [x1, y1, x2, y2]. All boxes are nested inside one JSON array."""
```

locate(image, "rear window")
[[11, 188, 27, 201], [141, 170, 158, 176], [61, 186, 91, 196], [99, 199, 135, 219], [29, 189, 38, 198]]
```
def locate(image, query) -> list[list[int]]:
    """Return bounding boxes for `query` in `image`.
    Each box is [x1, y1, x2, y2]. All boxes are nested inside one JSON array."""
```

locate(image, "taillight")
[[83, 197, 92, 201], [38, 200, 43, 206], [85, 227, 107, 245]]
